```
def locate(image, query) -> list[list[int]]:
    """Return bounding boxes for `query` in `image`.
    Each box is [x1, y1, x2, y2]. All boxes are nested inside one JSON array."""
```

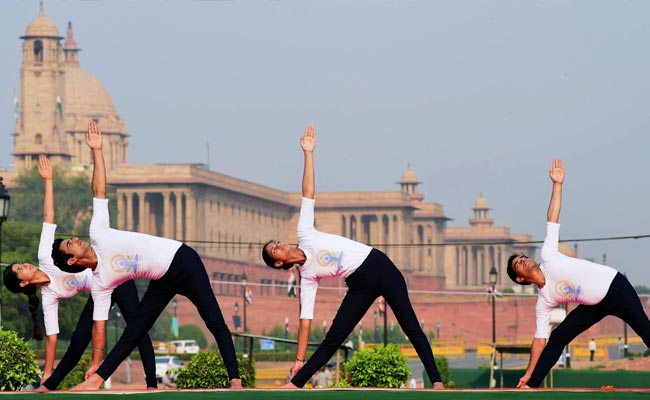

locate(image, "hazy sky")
[[2, 1, 649, 286]]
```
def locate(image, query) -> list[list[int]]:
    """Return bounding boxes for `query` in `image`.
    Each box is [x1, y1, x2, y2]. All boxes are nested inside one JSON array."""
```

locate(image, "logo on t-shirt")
[[63, 274, 90, 291], [316, 250, 344, 270], [110, 254, 140, 274], [557, 281, 582, 301]]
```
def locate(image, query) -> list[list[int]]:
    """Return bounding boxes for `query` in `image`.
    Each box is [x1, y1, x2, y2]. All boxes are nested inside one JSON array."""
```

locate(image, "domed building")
[[13, 5, 128, 172]]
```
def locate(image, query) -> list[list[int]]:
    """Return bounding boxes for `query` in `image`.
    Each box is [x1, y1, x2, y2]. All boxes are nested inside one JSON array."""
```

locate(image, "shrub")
[[0, 327, 41, 391], [175, 352, 254, 388], [58, 355, 90, 390], [643, 349, 650, 358], [344, 344, 409, 388], [434, 355, 455, 388], [178, 324, 207, 349]]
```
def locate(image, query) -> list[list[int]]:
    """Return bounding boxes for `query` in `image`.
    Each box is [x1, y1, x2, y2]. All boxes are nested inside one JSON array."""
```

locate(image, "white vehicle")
[[155, 356, 184, 382], [170, 339, 200, 354]]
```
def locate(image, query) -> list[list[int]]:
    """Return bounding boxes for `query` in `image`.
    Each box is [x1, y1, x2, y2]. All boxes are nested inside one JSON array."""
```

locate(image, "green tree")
[[1, 166, 115, 342], [149, 310, 173, 342], [8, 164, 117, 235], [179, 324, 208, 349]]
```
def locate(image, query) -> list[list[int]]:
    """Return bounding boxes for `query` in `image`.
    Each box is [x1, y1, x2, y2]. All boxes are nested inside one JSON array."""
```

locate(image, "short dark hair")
[[261, 240, 294, 271], [51, 238, 86, 274], [506, 253, 531, 286], [3, 263, 44, 340]]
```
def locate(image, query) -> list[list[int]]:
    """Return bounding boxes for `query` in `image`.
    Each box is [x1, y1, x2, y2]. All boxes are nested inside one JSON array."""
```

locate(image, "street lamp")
[[115, 309, 122, 348], [241, 272, 248, 354], [241, 272, 248, 333], [373, 310, 379, 343], [0, 176, 11, 327], [171, 297, 178, 338], [489, 265, 498, 344]]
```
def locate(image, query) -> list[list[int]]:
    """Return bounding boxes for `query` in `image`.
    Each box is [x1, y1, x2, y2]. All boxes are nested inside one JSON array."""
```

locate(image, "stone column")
[[163, 192, 172, 239], [125, 192, 134, 231], [175, 191, 184, 241], [186, 191, 196, 246], [117, 191, 125, 230], [138, 192, 147, 233]]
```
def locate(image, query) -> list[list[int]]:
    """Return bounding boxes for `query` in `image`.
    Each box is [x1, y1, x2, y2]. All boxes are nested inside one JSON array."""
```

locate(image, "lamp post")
[[373, 310, 379, 343], [0, 177, 11, 327], [489, 265, 498, 344], [171, 297, 178, 338], [115, 309, 122, 348], [241, 272, 248, 354], [623, 273, 628, 357]]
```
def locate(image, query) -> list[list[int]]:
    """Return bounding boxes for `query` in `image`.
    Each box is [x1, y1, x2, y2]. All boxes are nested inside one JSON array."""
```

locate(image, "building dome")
[[23, 6, 61, 39], [63, 66, 127, 135], [400, 164, 421, 184], [474, 193, 490, 209]]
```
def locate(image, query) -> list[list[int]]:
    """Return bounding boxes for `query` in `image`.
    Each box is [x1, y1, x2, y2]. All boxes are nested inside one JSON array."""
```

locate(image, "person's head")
[[3, 263, 45, 341], [261, 240, 295, 270], [506, 254, 534, 286], [51, 237, 90, 273]]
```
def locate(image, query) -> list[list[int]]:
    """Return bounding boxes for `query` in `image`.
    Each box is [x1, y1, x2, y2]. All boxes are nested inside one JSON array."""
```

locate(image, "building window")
[[34, 40, 43, 63], [35, 133, 42, 145]]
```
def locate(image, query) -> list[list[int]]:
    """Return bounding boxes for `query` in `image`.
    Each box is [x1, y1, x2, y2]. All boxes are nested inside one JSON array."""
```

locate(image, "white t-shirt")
[[90, 198, 182, 321], [534, 222, 618, 338], [38, 223, 93, 336], [297, 197, 372, 320]]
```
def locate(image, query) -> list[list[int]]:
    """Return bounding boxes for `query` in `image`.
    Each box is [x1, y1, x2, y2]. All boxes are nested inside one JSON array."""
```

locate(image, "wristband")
[[296, 357, 305, 362], [92, 348, 104, 352]]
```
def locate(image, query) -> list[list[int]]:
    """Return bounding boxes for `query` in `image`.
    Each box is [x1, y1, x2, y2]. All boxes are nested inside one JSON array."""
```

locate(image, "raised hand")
[[86, 120, 103, 150], [549, 158, 564, 184], [37, 155, 52, 181], [300, 124, 315, 153]]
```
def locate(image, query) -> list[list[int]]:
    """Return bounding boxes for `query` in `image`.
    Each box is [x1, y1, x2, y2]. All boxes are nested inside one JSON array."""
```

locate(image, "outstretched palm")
[[86, 120, 103, 150], [549, 158, 564, 184], [300, 124, 315, 152], [37, 155, 52, 180]]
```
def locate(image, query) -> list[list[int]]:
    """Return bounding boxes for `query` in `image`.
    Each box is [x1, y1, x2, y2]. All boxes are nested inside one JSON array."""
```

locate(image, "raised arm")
[[86, 120, 106, 199], [547, 158, 564, 223], [38, 155, 54, 224], [301, 125, 315, 199]]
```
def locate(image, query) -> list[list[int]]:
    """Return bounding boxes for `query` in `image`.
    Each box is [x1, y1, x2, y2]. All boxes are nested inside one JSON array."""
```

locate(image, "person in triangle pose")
[[508, 158, 650, 388], [261, 124, 444, 389]]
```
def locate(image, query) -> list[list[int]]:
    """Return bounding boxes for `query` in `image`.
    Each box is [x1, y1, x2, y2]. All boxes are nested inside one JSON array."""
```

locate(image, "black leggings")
[[43, 280, 157, 389], [528, 273, 650, 387], [291, 249, 442, 387], [96, 244, 239, 381]]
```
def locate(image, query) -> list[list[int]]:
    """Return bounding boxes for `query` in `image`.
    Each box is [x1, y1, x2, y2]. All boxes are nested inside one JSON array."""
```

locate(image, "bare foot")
[[70, 374, 104, 391], [519, 384, 531, 389], [35, 386, 50, 393], [281, 382, 299, 389], [230, 378, 243, 389], [432, 382, 445, 390]]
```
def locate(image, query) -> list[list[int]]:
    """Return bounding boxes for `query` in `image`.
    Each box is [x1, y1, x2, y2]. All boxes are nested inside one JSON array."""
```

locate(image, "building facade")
[[3, 6, 550, 343]]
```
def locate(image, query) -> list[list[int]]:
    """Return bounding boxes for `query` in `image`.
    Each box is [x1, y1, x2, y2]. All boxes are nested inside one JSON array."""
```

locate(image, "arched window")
[[35, 133, 42, 145], [34, 40, 43, 63]]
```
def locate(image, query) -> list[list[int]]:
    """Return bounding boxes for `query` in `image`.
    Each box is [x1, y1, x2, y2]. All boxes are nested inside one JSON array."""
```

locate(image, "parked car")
[[170, 339, 200, 354], [155, 356, 184, 382]]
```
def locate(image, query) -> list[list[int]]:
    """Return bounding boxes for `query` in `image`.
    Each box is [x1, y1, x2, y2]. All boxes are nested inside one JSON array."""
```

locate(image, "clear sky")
[[1, 1, 649, 286]]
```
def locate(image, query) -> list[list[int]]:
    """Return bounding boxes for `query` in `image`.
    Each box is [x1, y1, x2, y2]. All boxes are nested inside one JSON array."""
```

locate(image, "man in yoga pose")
[[52, 121, 241, 390], [262, 125, 444, 389], [508, 158, 650, 388]]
